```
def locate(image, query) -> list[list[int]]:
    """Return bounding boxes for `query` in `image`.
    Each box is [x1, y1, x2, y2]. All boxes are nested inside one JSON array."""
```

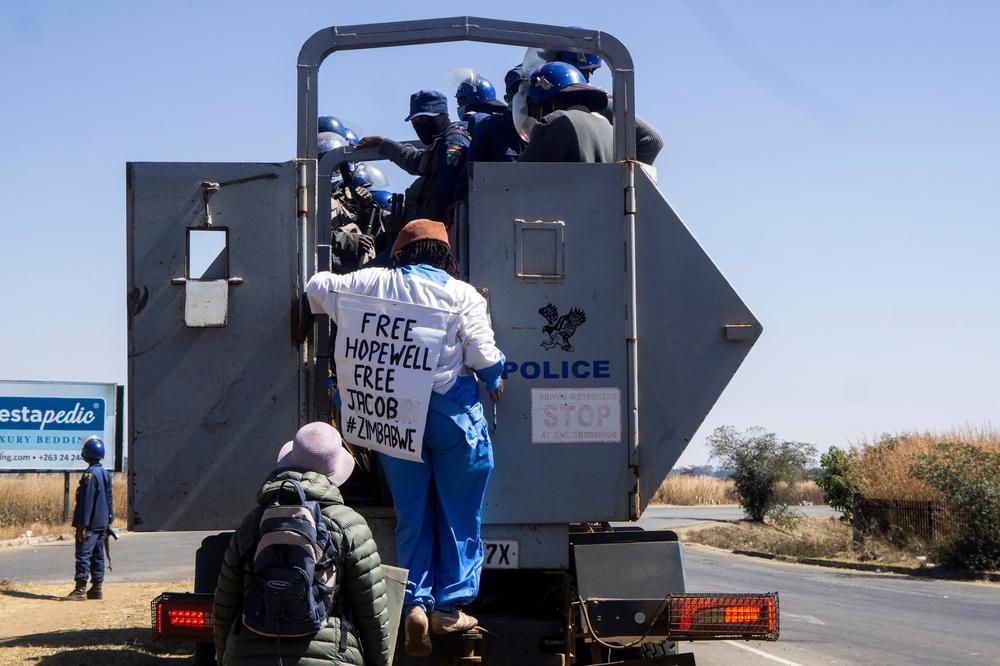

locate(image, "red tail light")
[[668, 593, 779, 641], [151, 592, 215, 641]]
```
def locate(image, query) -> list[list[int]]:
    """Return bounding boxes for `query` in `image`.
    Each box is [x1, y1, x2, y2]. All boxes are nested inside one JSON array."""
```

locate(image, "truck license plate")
[[483, 539, 519, 569]]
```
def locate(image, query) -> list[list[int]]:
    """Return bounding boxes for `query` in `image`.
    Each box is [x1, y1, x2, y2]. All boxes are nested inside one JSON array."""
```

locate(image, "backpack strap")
[[273, 479, 307, 506]]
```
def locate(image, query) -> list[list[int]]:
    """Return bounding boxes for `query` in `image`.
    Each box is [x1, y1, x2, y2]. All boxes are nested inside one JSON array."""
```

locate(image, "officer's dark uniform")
[[375, 91, 471, 224], [72, 461, 113, 586], [379, 124, 469, 223], [468, 108, 526, 163]]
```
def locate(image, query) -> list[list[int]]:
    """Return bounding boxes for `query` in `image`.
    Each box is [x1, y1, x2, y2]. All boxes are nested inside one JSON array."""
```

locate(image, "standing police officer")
[[66, 435, 113, 600], [357, 90, 470, 225]]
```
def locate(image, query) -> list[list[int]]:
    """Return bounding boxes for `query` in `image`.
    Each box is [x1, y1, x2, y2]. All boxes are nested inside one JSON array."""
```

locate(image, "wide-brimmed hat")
[[390, 219, 450, 257], [276, 422, 355, 486], [556, 84, 608, 113]]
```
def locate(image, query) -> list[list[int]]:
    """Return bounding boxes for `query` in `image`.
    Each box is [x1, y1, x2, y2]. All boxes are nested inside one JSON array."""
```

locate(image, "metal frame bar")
[[297, 17, 636, 162]]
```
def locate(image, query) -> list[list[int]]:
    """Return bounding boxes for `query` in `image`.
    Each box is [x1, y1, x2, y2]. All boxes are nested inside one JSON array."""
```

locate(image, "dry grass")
[[680, 516, 934, 566], [780, 480, 827, 505], [849, 425, 1000, 501], [0, 473, 127, 540], [653, 475, 736, 505], [0, 579, 192, 663], [651, 475, 824, 506]]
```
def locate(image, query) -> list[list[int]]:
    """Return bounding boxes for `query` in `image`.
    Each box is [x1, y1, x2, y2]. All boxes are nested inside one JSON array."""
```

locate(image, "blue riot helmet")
[[341, 127, 360, 145], [351, 163, 390, 191], [319, 116, 363, 145], [317, 131, 349, 159], [555, 51, 603, 77], [455, 77, 497, 106], [81, 435, 105, 463], [450, 68, 503, 118], [318, 115, 345, 135], [526, 62, 588, 104], [369, 189, 393, 210]]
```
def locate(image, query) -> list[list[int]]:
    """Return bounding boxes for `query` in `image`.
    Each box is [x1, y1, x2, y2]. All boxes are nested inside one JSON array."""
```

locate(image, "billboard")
[[0, 380, 123, 472]]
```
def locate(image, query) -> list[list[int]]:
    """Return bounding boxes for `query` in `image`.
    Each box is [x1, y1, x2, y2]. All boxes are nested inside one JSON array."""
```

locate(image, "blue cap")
[[405, 90, 449, 121]]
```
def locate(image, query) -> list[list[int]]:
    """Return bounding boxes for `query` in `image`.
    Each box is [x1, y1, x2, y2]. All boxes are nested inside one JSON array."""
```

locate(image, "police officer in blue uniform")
[[66, 435, 113, 600], [467, 65, 529, 164], [455, 74, 505, 138], [357, 90, 470, 225]]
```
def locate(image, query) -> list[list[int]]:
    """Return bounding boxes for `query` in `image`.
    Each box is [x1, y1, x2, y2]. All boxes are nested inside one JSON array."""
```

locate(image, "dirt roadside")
[[0, 579, 194, 664]]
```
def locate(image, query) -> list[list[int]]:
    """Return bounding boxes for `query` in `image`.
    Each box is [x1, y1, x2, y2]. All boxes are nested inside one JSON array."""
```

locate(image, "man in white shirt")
[[306, 219, 505, 656]]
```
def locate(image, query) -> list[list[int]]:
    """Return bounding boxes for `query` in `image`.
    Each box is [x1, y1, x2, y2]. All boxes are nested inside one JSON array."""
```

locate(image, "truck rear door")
[[469, 162, 632, 524], [126, 161, 302, 530]]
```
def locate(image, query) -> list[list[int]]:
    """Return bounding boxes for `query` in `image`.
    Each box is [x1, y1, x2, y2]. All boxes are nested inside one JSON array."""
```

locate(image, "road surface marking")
[[724, 641, 805, 666], [784, 612, 826, 625]]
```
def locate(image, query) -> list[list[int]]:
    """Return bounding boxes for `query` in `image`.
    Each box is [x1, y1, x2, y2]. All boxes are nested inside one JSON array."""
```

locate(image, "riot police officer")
[[517, 62, 613, 163], [467, 65, 528, 163], [330, 163, 393, 273], [550, 50, 663, 164], [319, 115, 360, 145], [66, 435, 113, 600], [357, 90, 470, 225], [454, 71, 506, 137]]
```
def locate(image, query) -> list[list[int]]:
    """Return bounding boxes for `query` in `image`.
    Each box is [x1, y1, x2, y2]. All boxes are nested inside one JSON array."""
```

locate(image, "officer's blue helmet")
[[341, 127, 360, 145], [317, 131, 349, 158], [526, 62, 588, 104], [81, 435, 105, 462], [318, 115, 345, 135], [456, 77, 497, 106], [351, 163, 390, 191], [370, 189, 393, 210], [556, 50, 603, 73]]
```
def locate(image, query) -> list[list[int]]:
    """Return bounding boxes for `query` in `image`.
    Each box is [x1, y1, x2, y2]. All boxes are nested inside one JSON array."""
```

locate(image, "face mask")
[[412, 114, 449, 146]]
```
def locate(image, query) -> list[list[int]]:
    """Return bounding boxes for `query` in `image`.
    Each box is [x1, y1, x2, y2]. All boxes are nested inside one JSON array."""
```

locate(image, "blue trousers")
[[74, 529, 106, 584], [380, 408, 493, 614]]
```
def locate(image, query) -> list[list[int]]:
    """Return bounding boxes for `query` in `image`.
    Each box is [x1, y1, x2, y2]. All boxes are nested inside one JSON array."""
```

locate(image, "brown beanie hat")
[[391, 219, 450, 257]]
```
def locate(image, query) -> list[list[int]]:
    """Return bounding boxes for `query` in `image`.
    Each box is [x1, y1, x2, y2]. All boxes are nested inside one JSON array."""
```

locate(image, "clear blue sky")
[[1, 1, 997, 466]]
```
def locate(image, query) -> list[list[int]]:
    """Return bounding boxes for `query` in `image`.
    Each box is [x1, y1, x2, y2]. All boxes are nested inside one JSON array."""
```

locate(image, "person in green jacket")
[[213, 422, 392, 666]]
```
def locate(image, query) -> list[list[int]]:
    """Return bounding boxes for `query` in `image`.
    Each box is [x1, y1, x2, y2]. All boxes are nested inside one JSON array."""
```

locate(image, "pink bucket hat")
[[276, 422, 355, 486]]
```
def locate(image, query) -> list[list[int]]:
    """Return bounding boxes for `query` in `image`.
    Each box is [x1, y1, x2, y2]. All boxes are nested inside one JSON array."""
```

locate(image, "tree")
[[911, 443, 1000, 570], [708, 426, 817, 522], [817, 446, 858, 519]]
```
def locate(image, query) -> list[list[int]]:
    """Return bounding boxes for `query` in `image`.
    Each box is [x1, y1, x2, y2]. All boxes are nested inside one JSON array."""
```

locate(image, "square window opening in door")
[[184, 227, 229, 327], [187, 227, 229, 281]]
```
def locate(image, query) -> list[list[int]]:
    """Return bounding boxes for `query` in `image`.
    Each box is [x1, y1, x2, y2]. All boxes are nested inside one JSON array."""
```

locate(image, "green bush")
[[911, 443, 1000, 570], [708, 426, 817, 522], [817, 446, 857, 519]]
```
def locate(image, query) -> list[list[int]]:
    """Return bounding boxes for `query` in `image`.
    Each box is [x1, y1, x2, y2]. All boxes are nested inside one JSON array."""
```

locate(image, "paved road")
[[0, 530, 214, 584], [676, 546, 1000, 666], [637, 504, 838, 530], [2, 506, 998, 665]]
